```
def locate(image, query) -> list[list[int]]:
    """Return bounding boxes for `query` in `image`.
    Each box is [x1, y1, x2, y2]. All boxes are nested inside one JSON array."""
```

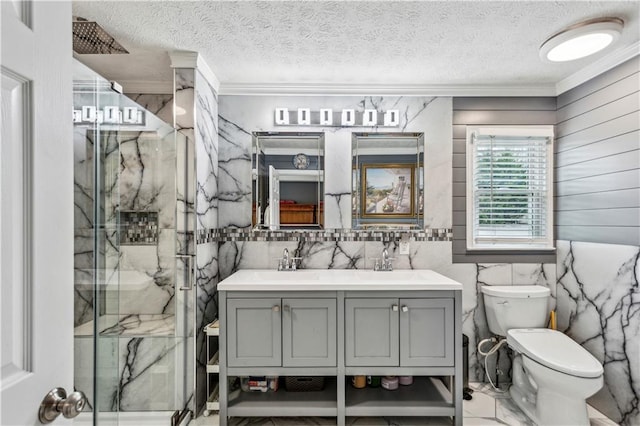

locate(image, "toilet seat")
[[507, 329, 603, 378]]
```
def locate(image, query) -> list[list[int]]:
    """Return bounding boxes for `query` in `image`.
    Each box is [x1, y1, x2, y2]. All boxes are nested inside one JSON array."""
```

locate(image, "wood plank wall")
[[452, 97, 557, 263], [555, 57, 640, 246]]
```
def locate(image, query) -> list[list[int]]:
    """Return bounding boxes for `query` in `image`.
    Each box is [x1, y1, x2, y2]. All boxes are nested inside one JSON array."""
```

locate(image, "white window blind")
[[467, 127, 554, 250]]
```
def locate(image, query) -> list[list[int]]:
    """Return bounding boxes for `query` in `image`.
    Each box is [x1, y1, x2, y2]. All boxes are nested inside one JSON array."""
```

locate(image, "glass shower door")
[[73, 60, 195, 425]]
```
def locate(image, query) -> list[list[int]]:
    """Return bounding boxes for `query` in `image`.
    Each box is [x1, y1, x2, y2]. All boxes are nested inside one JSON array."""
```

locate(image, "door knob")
[[272, 305, 280, 312], [401, 305, 409, 312], [392, 304, 398, 312], [39, 387, 87, 424]]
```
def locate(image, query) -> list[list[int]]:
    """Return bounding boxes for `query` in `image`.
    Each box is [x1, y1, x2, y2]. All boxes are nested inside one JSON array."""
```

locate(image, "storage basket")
[[285, 376, 325, 392]]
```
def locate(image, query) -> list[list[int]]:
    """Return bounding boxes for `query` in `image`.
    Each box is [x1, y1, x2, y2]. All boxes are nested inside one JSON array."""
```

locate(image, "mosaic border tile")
[[197, 228, 452, 244]]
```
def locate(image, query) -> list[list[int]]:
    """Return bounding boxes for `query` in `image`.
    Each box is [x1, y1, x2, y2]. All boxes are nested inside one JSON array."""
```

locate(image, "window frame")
[[465, 125, 555, 251]]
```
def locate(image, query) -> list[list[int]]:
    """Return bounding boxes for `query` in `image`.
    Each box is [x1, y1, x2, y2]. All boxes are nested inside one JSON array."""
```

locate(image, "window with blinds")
[[466, 126, 554, 250]]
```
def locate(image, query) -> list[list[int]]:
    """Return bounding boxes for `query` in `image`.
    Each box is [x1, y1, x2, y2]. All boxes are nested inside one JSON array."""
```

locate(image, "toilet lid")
[[507, 329, 603, 378]]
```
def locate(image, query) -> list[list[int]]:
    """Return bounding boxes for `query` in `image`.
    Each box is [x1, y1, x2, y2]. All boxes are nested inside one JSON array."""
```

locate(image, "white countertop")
[[218, 269, 463, 291]]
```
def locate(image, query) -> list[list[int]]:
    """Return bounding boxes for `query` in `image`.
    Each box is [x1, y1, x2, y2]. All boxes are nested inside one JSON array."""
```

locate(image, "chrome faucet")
[[278, 248, 300, 271], [373, 248, 394, 271]]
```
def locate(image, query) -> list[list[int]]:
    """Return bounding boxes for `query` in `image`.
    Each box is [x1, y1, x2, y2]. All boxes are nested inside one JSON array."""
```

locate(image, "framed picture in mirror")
[[361, 164, 415, 218]]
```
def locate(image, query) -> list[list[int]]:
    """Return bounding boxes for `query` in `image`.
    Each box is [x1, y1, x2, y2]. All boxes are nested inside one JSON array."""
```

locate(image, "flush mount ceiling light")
[[540, 17, 623, 62]]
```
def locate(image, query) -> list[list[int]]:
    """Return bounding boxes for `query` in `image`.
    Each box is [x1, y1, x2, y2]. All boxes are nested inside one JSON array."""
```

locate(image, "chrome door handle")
[[39, 387, 87, 424], [176, 254, 194, 291]]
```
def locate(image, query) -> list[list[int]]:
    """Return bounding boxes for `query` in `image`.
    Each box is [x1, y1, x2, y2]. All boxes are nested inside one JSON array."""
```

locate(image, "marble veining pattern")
[[193, 68, 221, 413], [195, 70, 219, 231], [556, 239, 639, 426]]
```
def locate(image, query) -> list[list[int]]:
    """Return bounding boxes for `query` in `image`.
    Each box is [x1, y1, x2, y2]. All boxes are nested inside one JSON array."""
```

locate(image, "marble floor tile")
[[495, 398, 535, 426], [463, 387, 496, 418]]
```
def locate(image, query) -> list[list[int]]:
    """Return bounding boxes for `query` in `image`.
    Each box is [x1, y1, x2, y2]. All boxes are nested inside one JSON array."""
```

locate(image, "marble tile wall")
[[193, 68, 220, 412], [174, 67, 220, 412], [556, 240, 639, 426]]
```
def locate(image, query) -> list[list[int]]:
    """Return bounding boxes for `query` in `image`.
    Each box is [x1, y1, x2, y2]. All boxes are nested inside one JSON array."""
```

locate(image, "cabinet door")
[[227, 298, 282, 367], [399, 298, 454, 367], [345, 298, 399, 366], [282, 298, 337, 367]]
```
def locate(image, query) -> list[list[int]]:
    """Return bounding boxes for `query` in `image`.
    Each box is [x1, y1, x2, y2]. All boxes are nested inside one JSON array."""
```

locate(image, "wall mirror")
[[252, 132, 324, 230], [352, 133, 424, 229]]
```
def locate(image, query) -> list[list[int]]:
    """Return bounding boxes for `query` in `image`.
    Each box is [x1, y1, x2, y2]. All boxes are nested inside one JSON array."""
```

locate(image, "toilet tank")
[[481, 285, 550, 336]]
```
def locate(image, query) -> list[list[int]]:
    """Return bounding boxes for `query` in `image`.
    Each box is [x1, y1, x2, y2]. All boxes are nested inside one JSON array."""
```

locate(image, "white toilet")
[[481, 285, 603, 426]]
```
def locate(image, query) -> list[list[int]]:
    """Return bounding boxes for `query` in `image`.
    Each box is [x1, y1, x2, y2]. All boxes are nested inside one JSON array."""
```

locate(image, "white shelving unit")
[[203, 319, 220, 417]]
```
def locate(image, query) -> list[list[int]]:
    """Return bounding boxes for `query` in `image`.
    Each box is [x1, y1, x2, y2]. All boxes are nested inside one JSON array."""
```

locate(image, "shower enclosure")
[[73, 60, 196, 424]]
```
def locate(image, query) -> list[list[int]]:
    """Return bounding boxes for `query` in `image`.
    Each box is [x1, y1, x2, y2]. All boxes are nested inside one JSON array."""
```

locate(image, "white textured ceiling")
[[72, 1, 640, 93]]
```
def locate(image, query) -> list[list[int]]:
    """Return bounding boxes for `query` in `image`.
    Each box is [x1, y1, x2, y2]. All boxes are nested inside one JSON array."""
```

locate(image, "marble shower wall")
[[73, 89, 185, 412], [174, 67, 220, 412], [556, 240, 639, 426], [73, 92, 179, 328], [217, 95, 557, 383]]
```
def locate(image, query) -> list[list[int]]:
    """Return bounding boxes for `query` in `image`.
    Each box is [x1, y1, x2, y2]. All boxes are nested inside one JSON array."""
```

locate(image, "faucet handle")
[[290, 257, 302, 270], [369, 258, 381, 271]]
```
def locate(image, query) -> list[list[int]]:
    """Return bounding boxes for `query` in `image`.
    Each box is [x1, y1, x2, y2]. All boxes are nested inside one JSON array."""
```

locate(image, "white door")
[[1, 2, 74, 425]]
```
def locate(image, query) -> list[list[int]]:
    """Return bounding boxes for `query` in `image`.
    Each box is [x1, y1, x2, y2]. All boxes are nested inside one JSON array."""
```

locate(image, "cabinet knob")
[[392, 304, 398, 312], [401, 305, 409, 312], [283, 305, 290, 312], [272, 305, 280, 312]]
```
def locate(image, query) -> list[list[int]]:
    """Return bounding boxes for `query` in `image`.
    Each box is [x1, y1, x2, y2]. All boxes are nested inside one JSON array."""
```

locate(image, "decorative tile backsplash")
[[120, 211, 159, 245], [197, 227, 452, 244]]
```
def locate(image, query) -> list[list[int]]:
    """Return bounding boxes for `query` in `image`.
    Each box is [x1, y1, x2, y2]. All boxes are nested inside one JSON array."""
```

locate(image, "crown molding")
[[127, 42, 640, 97], [168, 50, 221, 93], [555, 41, 640, 95], [217, 83, 557, 97], [119, 80, 173, 94]]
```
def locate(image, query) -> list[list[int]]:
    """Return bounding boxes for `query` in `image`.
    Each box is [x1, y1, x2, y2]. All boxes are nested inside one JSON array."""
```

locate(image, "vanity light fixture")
[[320, 108, 333, 125], [341, 109, 355, 126], [540, 17, 623, 62], [275, 108, 290, 125], [362, 109, 377, 126], [297, 108, 311, 125]]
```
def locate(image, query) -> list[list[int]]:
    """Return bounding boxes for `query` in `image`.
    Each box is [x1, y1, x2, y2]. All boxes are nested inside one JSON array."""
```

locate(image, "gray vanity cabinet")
[[345, 298, 454, 367], [345, 298, 400, 366], [399, 298, 454, 367], [227, 298, 282, 367], [282, 298, 337, 367], [227, 297, 336, 367]]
